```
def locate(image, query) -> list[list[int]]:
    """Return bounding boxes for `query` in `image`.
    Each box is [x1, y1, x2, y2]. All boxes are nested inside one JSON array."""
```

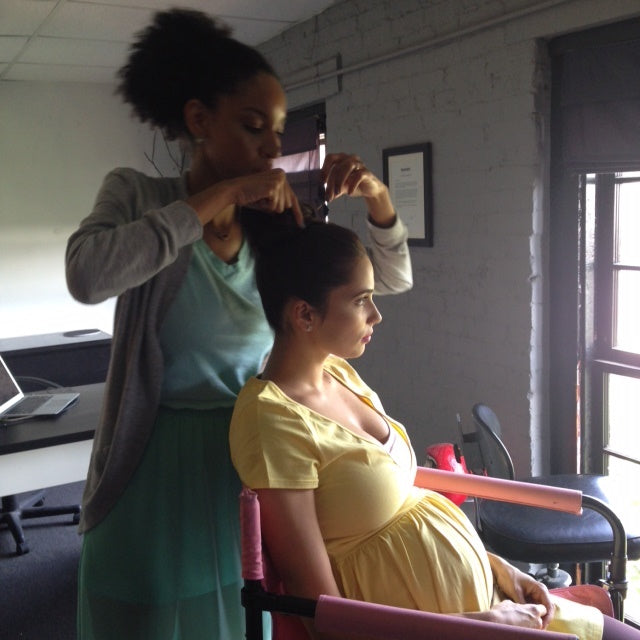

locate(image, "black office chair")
[[461, 403, 640, 621], [0, 376, 81, 555]]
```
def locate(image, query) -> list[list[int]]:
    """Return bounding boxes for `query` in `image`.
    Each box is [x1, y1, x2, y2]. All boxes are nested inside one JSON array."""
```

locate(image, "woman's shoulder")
[[234, 376, 297, 419], [231, 377, 317, 449], [92, 167, 189, 221], [103, 167, 186, 195], [324, 355, 368, 389]]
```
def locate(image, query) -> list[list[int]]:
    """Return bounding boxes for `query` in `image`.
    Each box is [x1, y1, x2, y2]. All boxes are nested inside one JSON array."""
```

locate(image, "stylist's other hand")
[[322, 153, 385, 201], [322, 153, 396, 228]]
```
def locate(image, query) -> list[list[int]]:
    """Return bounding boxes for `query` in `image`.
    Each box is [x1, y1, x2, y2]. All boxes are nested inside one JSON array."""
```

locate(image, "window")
[[550, 20, 640, 624], [581, 170, 640, 622]]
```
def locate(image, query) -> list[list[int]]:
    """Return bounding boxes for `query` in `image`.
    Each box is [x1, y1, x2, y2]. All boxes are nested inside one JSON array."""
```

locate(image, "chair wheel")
[[535, 567, 572, 589], [16, 541, 30, 555]]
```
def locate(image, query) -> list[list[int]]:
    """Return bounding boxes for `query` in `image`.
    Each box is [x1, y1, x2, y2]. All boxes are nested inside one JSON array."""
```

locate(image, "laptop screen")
[[0, 355, 25, 415]]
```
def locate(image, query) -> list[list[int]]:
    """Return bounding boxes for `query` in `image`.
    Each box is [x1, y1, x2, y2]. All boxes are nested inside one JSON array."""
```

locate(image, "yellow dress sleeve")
[[230, 377, 320, 490]]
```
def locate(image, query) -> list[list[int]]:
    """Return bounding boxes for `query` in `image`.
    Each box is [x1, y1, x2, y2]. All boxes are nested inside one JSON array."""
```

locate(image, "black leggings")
[[602, 615, 640, 640]]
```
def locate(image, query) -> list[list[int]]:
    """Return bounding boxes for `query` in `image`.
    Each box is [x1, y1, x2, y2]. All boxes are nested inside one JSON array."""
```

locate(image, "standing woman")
[[66, 8, 412, 640]]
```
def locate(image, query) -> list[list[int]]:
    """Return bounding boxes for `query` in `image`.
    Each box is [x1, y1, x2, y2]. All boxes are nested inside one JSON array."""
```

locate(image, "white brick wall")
[[260, 0, 640, 474]]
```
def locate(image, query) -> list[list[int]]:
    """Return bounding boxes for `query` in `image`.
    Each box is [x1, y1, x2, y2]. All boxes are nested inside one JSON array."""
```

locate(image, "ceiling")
[[0, 0, 339, 83]]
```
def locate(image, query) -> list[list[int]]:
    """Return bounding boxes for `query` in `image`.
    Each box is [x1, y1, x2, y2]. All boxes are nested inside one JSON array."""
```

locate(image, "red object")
[[424, 443, 469, 505]]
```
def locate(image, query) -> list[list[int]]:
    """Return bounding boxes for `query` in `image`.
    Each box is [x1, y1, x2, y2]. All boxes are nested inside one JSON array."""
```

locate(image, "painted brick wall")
[[260, 0, 640, 474]]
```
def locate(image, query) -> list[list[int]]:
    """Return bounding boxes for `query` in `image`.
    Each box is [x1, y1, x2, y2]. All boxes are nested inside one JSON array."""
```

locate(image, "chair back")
[[240, 488, 311, 639], [471, 403, 515, 479], [467, 404, 629, 620]]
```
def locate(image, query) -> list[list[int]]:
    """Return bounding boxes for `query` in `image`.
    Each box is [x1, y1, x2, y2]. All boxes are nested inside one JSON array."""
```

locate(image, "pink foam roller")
[[315, 595, 577, 640], [414, 467, 583, 515], [240, 488, 264, 581]]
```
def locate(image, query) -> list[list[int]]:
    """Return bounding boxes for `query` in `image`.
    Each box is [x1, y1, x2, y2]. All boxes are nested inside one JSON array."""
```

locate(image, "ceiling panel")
[[5, 61, 118, 83], [20, 37, 130, 67], [0, 0, 58, 33], [0, 0, 338, 83], [39, 4, 156, 41], [0, 36, 29, 59]]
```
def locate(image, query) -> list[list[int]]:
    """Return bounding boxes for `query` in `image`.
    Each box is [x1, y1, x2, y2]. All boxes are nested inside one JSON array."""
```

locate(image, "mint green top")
[[159, 238, 273, 409]]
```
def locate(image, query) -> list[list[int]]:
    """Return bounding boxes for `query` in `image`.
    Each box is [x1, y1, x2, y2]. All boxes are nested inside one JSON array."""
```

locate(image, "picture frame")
[[382, 142, 433, 246]]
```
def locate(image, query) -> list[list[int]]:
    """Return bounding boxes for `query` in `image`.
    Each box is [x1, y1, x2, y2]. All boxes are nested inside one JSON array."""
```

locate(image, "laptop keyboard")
[[3, 395, 49, 416]]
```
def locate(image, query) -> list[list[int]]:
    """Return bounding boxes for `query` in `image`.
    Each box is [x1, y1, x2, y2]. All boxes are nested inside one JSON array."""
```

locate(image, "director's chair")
[[240, 467, 616, 640]]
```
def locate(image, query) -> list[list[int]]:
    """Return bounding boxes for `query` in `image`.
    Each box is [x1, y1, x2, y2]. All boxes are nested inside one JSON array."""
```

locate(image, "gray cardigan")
[[66, 167, 413, 533]]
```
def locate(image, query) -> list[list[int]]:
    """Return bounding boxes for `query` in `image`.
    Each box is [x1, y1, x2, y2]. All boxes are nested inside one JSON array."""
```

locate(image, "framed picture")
[[382, 142, 433, 246]]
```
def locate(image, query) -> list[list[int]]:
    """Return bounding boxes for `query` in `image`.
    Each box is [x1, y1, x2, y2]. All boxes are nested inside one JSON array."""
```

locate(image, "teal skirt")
[[77, 406, 255, 639]]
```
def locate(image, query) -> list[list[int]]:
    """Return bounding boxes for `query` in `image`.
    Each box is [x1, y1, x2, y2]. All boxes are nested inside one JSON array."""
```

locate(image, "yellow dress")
[[230, 355, 603, 640]]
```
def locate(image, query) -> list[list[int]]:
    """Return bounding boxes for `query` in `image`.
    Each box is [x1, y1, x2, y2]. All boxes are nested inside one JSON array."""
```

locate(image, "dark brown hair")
[[252, 219, 367, 331], [117, 8, 276, 140]]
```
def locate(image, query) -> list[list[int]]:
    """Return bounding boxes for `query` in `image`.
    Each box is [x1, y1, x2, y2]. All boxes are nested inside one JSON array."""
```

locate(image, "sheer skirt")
[[77, 406, 246, 640]]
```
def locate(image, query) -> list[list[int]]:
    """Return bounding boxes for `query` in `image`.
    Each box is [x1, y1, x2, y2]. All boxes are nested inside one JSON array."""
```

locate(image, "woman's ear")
[[183, 98, 211, 141], [290, 299, 317, 333]]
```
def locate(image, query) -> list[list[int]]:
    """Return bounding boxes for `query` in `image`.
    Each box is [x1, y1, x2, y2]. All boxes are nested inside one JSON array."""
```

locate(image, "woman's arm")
[[186, 168, 303, 227], [66, 169, 202, 303], [257, 488, 359, 640], [66, 168, 303, 304], [322, 153, 413, 295], [366, 216, 413, 295]]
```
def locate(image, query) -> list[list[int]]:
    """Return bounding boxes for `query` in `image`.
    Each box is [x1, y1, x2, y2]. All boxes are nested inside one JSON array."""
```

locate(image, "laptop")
[[0, 355, 79, 421]]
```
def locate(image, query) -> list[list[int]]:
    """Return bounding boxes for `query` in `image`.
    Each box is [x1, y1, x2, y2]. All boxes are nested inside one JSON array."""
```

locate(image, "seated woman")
[[230, 220, 637, 640]]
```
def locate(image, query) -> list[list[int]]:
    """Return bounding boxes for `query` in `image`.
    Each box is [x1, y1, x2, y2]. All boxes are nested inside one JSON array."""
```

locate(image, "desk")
[[0, 383, 103, 496]]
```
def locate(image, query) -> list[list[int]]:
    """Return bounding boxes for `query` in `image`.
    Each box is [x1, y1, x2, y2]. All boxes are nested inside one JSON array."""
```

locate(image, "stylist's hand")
[[233, 169, 303, 226], [322, 152, 396, 227], [189, 169, 303, 227]]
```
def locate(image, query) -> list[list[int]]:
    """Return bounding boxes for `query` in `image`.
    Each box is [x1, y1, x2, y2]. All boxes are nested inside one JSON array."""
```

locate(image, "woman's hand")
[[322, 153, 396, 227], [488, 553, 555, 628], [487, 600, 550, 629], [188, 168, 304, 227]]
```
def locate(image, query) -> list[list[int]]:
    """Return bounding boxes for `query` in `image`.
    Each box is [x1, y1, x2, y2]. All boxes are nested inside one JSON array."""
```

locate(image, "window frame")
[[585, 173, 640, 472], [549, 18, 640, 475]]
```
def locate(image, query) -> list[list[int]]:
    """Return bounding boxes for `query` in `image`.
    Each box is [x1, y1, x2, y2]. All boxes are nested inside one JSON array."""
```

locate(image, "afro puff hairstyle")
[[117, 8, 277, 140]]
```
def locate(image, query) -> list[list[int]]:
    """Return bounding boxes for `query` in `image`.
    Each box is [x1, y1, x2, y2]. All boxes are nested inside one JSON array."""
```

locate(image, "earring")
[[306, 324, 312, 332], [194, 137, 206, 145]]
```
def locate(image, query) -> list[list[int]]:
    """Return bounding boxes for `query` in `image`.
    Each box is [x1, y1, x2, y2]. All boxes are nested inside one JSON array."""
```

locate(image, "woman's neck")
[[186, 155, 219, 195], [261, 336, 328, 395]]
